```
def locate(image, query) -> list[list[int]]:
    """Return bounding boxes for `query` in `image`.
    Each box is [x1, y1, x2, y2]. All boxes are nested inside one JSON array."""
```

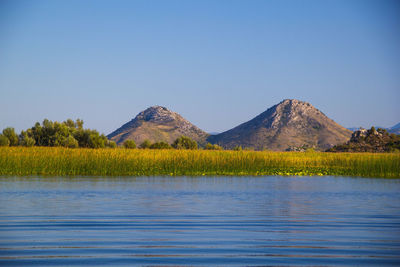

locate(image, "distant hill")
[[108, 106, 209, 146], [207, 99, 352, 151], [347, 127, 361, 132], [390, 123, 400, 135], [391, 122, 400, 129], [327, 127, 400, 152]]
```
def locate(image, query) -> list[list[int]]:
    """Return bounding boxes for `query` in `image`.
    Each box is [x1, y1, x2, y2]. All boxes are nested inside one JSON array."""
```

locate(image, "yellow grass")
[[0, 147, 399, 178]]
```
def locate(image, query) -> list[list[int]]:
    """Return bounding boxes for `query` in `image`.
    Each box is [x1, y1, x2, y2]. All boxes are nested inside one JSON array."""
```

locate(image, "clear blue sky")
[[1, 0, 399, 134]]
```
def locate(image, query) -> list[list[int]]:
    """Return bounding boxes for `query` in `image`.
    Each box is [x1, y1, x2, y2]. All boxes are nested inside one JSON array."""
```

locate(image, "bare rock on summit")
[[350, 128, 368, 142], [207, 99, 352, 151], [108, 106, 209, 146]]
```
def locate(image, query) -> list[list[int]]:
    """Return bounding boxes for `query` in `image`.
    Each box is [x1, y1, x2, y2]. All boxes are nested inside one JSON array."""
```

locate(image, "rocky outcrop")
[[207, 99, 352, 151], [349, 123, 400, 135], [350, 128, 369, 141], [327, 127, 400, 152], [108, 106, 209, 146]]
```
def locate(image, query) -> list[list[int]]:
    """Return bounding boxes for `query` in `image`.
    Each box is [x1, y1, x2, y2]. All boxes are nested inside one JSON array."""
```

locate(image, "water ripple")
[[0, 176, 399, 266]]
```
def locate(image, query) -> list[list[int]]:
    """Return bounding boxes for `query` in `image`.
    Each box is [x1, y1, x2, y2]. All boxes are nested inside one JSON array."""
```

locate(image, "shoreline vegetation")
[[1, 119, 399, 178], [1, 147, 399, 178]]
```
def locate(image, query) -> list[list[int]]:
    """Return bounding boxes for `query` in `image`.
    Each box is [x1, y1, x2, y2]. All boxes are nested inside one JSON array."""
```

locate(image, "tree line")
[[123, 136, 224, 150], [0, 119, 224, 150], [0, 119, 115, 148]]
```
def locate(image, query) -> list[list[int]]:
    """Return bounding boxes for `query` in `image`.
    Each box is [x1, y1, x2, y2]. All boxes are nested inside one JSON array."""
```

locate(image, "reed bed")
[[0, 147, 399, 178]]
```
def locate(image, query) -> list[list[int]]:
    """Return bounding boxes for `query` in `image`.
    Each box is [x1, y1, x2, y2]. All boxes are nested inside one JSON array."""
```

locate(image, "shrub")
[[123, 140, 137, 149], [63, 135, 79, 148], [2, 127, 18, 146], [150, 141, 171, 149], [205, 143, 223, 150], [107, 140, 117, 148], [172, 136, 197, 150], [19, 133, 36, 147], [88, 132, 107, 148], [139, 140, 152, 149], [0, 134, 10, 146]]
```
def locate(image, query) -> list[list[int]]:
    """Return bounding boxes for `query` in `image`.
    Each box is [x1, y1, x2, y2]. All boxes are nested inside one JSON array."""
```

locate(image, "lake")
[[0, 176, 399, 266]]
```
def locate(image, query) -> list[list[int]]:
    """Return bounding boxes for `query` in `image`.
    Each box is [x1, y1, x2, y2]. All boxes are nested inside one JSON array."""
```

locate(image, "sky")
[[1, 0, 399, 134]]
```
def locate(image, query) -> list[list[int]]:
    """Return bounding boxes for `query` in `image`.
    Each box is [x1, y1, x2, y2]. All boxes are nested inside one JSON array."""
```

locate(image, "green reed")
[[0, 147, 399, 178]]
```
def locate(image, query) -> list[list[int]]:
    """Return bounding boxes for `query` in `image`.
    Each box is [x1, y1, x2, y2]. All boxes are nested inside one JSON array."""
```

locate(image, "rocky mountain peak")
[[136, 106, 177, 123], [208, 99, 351, 151], [275, 99, 318, 116], [108, 99, 353, 150], [260, 99, 323, 129], [107, 106, 208, 145]]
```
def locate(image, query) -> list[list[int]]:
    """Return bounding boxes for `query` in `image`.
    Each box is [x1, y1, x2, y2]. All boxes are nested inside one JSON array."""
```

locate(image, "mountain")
[[390, 123, 400, 135], [108, 106, 209, 146], [207, 99, 352, 151], [391, 122, 400, 129], [327, 127, 400, 152]]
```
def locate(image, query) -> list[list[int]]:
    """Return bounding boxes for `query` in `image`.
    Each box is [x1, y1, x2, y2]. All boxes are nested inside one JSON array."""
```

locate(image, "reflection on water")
[[0, 176, 399, 266]]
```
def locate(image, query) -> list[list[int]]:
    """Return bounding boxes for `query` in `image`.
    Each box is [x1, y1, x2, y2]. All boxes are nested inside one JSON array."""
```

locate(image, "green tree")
[[107, 140, 117, 148], [150, 141, 171, 149], [64, 119, 75, 128], [19, 131, 35, 147], [88, 132, 107, 148], [53, 122, 70, 147], [172, 136, 198, 150], [76, 119, 84, 129], [3, 118, 111, 148], [31, 122, 44, 146], [41, 119, 55, 146], [0, 134, 10, 146], [74, 128, 107, 148], [205, 143, 223, 150], [2, 127, 19, 146], [74, 129, 91, 148], [63, 135, 79, 148], [123, 140, 137, 149], [139, 139, 152, 149]]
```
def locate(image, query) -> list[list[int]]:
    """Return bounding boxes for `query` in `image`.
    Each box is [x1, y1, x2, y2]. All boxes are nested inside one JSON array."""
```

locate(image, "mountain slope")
[[208, 99, 352, 151], [390, 123, 400, 135], [108, 106, 209, 145]]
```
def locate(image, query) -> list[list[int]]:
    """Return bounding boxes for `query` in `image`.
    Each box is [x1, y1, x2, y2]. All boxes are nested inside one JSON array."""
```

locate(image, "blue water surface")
[[0, 176, 399, 266]]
